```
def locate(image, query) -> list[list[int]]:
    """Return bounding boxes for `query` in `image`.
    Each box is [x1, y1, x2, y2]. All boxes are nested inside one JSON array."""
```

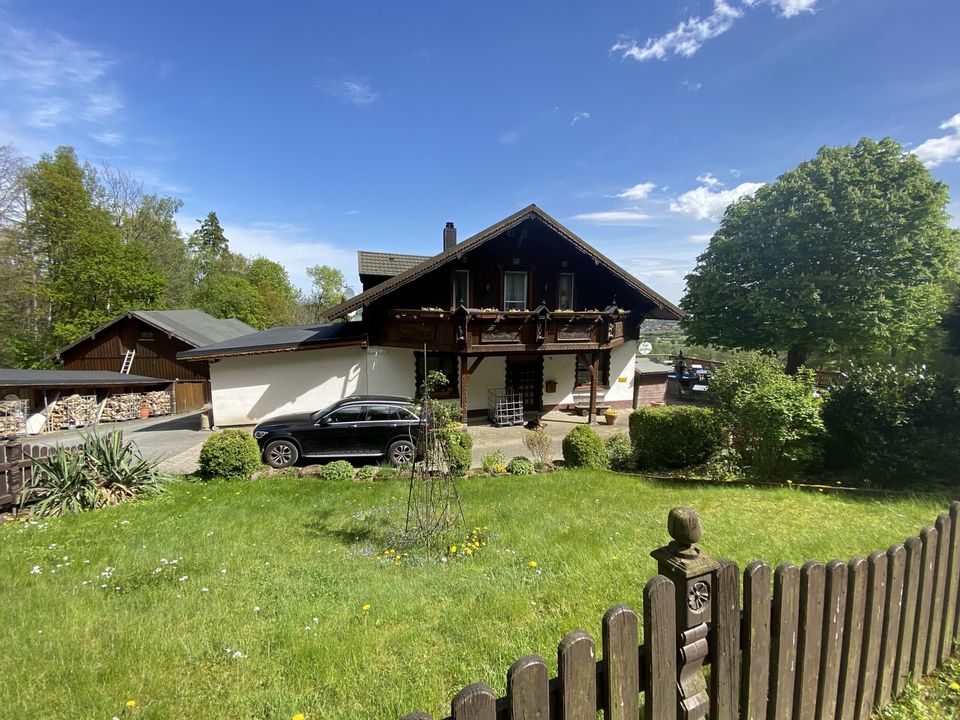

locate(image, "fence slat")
[[816, 559, 848, 720], [507, 655, 549, 720], [925, 514, 951, 673], [836, 557, 867, 720], [769, 563, 800, 720], [855, 551, 887, 720], [794, 561, 826, 720], [558, 631, 596, 720], [876, 544, 906, 708], [893, 536, 921, 696], [401, 713, 433, 720], [644, 576, 677, 720], [452, 683, 497, 720], [603, 604, 639, 720], [945, 502, 960, 660], [741, 561, 771, 720], [711, 560, 740, 720], [911, 526, 938, 678]]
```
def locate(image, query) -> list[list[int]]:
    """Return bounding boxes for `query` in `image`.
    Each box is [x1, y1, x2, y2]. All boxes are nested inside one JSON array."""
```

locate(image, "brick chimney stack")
[[443, 221, 457, 251]]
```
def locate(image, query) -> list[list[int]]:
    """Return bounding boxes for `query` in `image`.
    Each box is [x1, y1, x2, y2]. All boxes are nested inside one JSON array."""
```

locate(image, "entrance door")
[[505, 355, 543, 414]]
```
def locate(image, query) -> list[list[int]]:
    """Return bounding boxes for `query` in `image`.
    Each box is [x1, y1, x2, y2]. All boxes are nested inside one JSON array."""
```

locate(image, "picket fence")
[[402, 502, 960, 720]]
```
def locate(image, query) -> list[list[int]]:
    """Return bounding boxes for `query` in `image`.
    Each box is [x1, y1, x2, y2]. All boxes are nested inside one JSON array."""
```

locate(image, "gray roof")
[[177, 321, 368, 360], [328, 205, 683, 321], [635, 357, 673, 375], [357, 250, 431, 278], [53, 310, 257, 359], [0, 369, 168, 388]]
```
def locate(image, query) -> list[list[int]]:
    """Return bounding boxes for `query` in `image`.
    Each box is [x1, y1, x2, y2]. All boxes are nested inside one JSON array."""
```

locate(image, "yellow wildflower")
[[465, 547, 473, 555], [450, 545, 457, 553], [951, 681, 960, 691], [529, 560, 537, 568], [293, 714, 306, 720], [362, 603, 371, 611], [126, 699, 137, 709]]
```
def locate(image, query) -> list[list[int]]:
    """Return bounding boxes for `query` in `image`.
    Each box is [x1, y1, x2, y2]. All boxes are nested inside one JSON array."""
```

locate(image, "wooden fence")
[[402, 502, 960, 720], [0, 439, 84, 507]]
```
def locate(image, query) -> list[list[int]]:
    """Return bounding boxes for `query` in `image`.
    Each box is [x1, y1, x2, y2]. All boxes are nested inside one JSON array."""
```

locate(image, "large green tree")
[[681, 138, 959, 373], [187, 211, 228, 283], [299, 264, 346, 323], [247, 257, 302, 327]]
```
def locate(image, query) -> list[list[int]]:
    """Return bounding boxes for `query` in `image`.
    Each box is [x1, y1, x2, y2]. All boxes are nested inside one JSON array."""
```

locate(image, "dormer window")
[[503, 271, 527, 311], [558, 273, 574, 310], [452, 269, 469, 308]]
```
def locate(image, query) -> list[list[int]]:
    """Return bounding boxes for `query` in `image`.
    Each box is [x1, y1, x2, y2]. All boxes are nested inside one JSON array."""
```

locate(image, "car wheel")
[[264, 439, 299, 469], [387, 439, 416, 466]]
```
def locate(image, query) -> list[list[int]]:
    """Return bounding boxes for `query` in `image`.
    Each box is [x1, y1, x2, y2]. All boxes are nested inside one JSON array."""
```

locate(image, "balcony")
[[381, 306, 632, 353]]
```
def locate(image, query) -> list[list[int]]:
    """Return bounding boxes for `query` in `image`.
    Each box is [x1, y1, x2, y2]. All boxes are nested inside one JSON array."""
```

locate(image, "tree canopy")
[[681, 137, 960, 373]]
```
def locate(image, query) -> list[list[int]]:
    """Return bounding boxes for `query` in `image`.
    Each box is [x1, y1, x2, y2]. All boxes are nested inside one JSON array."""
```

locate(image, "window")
[[503, 271, 528, 311], [326, 405, 365, 423], [575, 351, 611, 387], [558, 273, 574, 311], [137, 328, 155, 342], [452, 270, 469, 308], [414, 352, 459, 397], [365, 405, 400, 421]]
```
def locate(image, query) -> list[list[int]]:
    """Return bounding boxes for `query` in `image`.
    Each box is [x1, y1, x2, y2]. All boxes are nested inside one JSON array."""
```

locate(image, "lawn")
[[0, 471, 950, 720]]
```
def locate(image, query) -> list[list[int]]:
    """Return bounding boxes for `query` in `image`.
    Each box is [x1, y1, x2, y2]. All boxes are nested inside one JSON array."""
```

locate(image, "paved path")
[[29, 411, 211, 474]]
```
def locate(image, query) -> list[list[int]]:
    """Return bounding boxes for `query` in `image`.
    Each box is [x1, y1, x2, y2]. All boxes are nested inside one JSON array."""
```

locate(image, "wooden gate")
[[173, 381, 208, 412]]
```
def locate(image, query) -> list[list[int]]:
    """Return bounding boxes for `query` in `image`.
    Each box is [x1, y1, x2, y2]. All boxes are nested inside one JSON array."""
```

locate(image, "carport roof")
[[0, 369, 169, 388], [176, 321, 368, 360]]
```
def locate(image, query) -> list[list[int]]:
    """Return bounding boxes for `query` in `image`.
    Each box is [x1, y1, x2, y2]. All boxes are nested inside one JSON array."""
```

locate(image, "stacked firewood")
[[100, 393, 142, 422], [141, 390, 172, 416], [48, 394, 97, 430], [0, 399, 29, 435]]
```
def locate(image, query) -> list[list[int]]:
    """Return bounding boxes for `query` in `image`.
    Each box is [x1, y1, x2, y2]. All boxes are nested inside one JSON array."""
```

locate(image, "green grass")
[[0, 471, 950, 720]]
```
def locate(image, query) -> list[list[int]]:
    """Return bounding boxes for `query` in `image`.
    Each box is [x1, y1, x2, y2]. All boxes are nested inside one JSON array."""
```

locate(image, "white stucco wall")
[[604, 342, 637, 403], [365, 347, 416, 397], [210, 346, 367, 426], [542, 354, 577, 406], [467, 355, 506, 411]]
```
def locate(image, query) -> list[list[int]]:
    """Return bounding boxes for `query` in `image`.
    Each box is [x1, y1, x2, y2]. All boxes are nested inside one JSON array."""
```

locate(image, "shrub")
[[481, 449, 506, 474], [356, 465, 378, 481], [522, 426, 553, 467], [605, 433, 634, 472], [629, 406, 725, 470], [198, 429, 262, 480], [24, 432, 165, 516], [822, 364, 960, 487], [710, 357, 823, 477], [430, 401, 462, 429], [506, 456, 535, 475], [321, 460, 355, 481], [561, 425, 608, 469], [376, 465, 398, 481], [440, 429, 473, 476]]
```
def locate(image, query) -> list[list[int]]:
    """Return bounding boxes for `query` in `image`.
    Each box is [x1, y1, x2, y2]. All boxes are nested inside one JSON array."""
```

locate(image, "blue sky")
[[1, 0, 959, 304]]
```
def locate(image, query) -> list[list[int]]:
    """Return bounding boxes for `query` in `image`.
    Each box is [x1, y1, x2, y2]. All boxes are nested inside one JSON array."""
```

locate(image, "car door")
[[359, 404, 403, 455], [308, 404, 366, 457]]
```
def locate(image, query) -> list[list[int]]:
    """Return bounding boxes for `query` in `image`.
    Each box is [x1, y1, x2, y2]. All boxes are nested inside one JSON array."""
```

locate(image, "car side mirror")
[[316, 416, 331, 426]]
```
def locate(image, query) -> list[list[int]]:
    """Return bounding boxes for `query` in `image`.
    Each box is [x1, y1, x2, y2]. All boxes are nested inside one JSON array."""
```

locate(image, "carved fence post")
[[650, 506, 719, 720]]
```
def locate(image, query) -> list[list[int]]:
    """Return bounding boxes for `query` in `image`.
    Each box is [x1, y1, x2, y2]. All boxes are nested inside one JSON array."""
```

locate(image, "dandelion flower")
[[362, 603, 371, 612], [529, 560, 537, 568], [450, 545, 457, 553], [126, 699, 137, 708], [951, 681, 960, 691], [293, 714, 306, 720]]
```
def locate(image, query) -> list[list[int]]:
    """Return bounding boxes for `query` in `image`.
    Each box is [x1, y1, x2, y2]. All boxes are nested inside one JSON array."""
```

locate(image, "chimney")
[[443, 221, 457, 251]]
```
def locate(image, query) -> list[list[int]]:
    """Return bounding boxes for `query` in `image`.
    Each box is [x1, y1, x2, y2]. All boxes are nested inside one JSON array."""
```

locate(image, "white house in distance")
[[179, 205, 682, 427]]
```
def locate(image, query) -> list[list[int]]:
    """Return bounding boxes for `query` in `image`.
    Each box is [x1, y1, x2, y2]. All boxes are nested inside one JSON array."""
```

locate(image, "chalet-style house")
[[53, 310, 256, 412], [179, 205, 682, 426]]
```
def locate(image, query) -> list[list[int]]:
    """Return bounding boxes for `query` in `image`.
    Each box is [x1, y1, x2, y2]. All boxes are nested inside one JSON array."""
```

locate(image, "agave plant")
[[22, 432, 166, 517]]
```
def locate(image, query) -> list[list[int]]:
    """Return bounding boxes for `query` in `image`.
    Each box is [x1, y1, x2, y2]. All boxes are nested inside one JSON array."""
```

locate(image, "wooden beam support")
[[588, 352, 598, 424]]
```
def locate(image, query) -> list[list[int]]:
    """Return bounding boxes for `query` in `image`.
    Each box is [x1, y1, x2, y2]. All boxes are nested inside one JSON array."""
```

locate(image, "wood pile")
[[100, 393, 142, 422], [48, 394, 97, 430], [0, 399, 29, 436], [141, 390, 172, 416]]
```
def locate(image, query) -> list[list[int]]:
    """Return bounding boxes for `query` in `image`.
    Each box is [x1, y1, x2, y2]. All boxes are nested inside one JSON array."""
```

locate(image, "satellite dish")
[[343, 286, 356, 300], [638, 341, 653, 355]]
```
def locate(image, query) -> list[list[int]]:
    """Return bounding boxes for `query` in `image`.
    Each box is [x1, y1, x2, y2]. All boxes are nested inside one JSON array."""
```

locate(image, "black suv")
[[253, 395, 423, 468]]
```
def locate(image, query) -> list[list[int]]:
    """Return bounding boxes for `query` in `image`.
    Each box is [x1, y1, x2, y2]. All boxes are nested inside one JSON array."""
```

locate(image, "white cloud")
[[670, 180, 765, 221], [499, 129, 522, 145], [912, 113, 960, 167], [679, 79, 702, 92], [571, 111, 590, 126], [572, 210, 652, 224], [613, 0, 818, 62], [615, 182, 656, 201], [688, 233, 714, 243], [729, 168, 742, 177], [82, 90, 123, 121], [696, 171, 722, 188], [611, 1, 743, 62], [92, 130, 124, 146], [25, 98, 67, 128], [219, 221, 359, 295], [324, 78, 379, 106]]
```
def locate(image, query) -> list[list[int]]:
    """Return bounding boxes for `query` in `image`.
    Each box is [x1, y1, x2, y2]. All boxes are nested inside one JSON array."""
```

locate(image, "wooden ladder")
[[120, 349, 136, 374]]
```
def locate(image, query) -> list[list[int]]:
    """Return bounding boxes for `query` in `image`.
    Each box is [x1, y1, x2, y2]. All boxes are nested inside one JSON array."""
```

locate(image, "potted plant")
[[603, 408, 619, 425]]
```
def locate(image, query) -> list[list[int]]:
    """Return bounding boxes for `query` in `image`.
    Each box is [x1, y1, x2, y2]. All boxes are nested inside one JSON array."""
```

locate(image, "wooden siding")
[[57, 316, 210, 382]]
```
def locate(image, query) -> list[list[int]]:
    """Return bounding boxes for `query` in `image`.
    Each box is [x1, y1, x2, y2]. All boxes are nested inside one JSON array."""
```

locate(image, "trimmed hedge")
[[320, 460, 355, 481], [605, 433, 634, 472], [561, 425, 608, 469], [198, 429, 262, 480], [629, 406, 724, 470]]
